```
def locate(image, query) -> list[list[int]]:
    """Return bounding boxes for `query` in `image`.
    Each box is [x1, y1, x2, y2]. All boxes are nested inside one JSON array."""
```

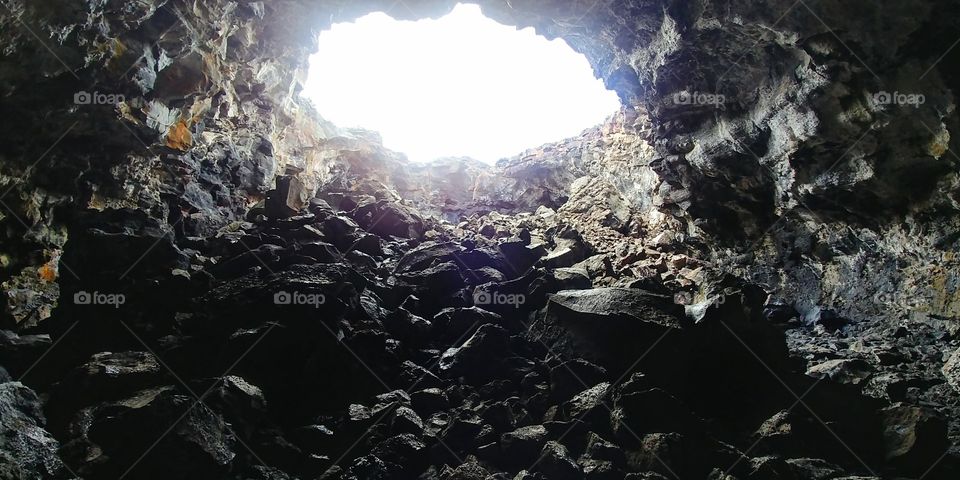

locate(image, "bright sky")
[[302, 3, 621, 164]]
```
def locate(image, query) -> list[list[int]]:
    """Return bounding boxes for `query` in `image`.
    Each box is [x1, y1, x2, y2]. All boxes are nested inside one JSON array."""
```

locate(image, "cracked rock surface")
[[2, 0, 960, 478]]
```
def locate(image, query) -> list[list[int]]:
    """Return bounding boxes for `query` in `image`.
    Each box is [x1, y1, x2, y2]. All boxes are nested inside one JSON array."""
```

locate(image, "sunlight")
[[302, 3, 621, 164]]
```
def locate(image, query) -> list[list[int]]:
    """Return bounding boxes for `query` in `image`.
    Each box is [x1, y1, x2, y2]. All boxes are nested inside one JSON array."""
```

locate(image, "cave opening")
[[301, 3, 621, 164]]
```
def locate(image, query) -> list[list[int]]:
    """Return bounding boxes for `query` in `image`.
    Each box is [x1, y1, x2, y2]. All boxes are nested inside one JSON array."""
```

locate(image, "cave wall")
[[1, 0, 959, 331]]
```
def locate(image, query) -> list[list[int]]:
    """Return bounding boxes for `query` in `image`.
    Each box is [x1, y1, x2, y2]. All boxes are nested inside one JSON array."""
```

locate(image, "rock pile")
[[1, 179, 956, 480]]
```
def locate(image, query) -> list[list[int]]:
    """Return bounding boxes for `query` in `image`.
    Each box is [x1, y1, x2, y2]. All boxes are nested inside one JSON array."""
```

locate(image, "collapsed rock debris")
[[2, 0, 960, 479], [0, 186, 955, 479]]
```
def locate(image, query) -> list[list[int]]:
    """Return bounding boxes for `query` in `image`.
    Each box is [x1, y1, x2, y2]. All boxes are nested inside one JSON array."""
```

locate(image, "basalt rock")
[[3, 0, 960, 479], [944, 347, 960, 393], [0, 382, 69, 479], [530, 287, 687, 374]]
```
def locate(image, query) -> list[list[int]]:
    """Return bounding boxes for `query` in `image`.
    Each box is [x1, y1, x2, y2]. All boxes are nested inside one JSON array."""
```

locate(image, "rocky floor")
[[2, 181, 959, 480]]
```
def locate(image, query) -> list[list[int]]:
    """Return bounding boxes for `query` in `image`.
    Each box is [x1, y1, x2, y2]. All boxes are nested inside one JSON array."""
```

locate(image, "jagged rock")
[[345, 454, 390, 480], [439, 324, 511, 381], [395, 242, 466, 274], [579, 454, 623, 479], [879, 403, 949, 474], [56, 351, 161, 397], [543, 228, 590, 268], [531, 288, 686, 373], [439, 412, 489, 453], [500, 424, 548, 464], [470, 266, 506, 284], [371, 433, 428, 474], [533, 441, 581, 479], [200, 263, 363, 318], [82, 387, 236, 478], [2, 2, 960, 479], [549, 359, 608, 402], [0, 382, 68, 479], [584, 432, 627, 465], [289, 424, 336, 453], [751, 409, 828, 460], [193, 375, 268, 431], [513, 470, 546, 480], [384, 307, 433, 344], [784, 458, 844, 480], [391, 406, 424, 435], [552, 267, 592, 290], [398, 261, 466, 294], [267, 176, 308, 219], [398, 360, 444, 389], [565, 382, 610, 425], [432, 306, 508, 340], [243, 465, 298, 480], [572, 255, 613, 281], [0, 329, 52, 377], [411, 388, 449, 415], [210, 244, 285, 278], [806, 359, 875, 385], [352, 200, 425, 239], [440, 455, 489, 480], [297, 241, 342, 263], [943, 347, 960, 393], [624, 432, 685, 477], [745, 456, 799, 480], [497, 237, 545, 276], [47, 351, 164, 430]]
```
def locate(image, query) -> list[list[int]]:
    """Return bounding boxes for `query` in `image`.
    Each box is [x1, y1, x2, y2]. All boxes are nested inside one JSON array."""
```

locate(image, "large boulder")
[[352, 200, 425, 239], [0, 382, 69, 479], [76, 387, 237, 479], [199, 263, 364, 325], [530, 288, 687, 376], [879, 404, 949, 475], [393, 241, 466, 274], [439, 324, 512, 383], [266, 175, 309, 219]]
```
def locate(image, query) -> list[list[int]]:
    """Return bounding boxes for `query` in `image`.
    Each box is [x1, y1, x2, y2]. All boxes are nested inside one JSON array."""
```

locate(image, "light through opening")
[[302, 3, 621, 164]]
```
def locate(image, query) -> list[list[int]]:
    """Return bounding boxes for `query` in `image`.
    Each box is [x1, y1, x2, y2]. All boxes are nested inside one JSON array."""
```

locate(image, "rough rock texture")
[[0, 182, 950, 479], [2, 0, 960, 478]]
